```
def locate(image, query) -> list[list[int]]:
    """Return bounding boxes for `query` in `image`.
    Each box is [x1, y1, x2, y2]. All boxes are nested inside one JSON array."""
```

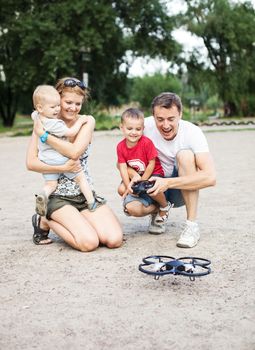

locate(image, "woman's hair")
[[121, 108, 144, 123], [33, 85, 59, 108], [151, 92, 182, 115], [55, 77, 89, 102]]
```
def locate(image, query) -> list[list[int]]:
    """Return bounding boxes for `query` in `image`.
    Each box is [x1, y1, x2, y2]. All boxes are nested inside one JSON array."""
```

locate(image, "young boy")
[[116, 107, 172, 223], [32, 84, 96, 216]]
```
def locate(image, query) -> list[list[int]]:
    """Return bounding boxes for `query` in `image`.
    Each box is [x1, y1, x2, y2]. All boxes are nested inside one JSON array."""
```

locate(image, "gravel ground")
[[0, 128, 254, 350]]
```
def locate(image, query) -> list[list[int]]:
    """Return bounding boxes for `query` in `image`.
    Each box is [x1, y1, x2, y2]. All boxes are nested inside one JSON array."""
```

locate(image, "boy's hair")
[[33, 85, 59, 108], [151, 92, 182, 115], [121, 108, 144, 123], [55, 77, 89, 102]]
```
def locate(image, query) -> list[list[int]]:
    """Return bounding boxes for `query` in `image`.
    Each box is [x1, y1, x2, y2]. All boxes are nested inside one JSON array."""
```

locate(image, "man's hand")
[[146, 176, 170, 196]]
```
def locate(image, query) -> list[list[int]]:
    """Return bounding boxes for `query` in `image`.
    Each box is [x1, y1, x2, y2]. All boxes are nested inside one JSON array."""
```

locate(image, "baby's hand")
[[79, 115, 90, 124], [31, 111, 39, 121], [33, 117, 44, 136]]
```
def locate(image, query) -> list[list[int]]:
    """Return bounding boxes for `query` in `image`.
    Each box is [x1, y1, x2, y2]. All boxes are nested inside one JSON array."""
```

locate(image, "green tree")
[[181, 0, 255, 116], [0, 0, 179, 126], [130, 73, 182, 110]]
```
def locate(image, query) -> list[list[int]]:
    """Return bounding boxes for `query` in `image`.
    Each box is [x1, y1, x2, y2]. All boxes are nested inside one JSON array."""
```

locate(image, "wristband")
[[40, 131, 49, 143]]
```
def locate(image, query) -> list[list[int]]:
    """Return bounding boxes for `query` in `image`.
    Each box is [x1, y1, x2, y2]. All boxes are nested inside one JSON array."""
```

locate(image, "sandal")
[[35, 193, 48, 217], [32, 214, 52, 245], [155, 202, 174, 223], [87, 200, 98, 212]]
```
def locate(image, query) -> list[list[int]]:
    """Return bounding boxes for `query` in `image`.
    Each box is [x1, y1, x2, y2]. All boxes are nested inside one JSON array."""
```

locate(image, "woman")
[[26, 77, 123, 251]]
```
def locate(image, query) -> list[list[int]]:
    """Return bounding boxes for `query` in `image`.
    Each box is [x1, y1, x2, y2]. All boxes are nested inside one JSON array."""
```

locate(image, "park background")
[[1, 0, 255, 133], [0, 1, 255, 350]]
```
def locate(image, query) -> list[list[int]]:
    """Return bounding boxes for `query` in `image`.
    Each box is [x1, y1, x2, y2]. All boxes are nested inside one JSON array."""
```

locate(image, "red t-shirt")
[[117, 135, 164, 176]]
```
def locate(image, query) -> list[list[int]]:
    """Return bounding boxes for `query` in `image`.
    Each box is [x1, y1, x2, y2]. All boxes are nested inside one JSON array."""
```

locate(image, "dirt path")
[[0, 129, 254, 350]]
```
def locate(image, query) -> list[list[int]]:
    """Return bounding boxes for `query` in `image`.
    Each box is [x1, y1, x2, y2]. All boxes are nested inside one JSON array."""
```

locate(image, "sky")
[[127, 0, 255, 77]]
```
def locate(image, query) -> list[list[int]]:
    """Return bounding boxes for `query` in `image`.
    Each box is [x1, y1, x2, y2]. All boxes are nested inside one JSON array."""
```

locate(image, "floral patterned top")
[[53, 144, 94, 196]]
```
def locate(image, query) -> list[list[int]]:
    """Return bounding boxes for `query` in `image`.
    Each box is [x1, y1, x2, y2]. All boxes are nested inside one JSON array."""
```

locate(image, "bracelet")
[[40, 131, 49, 143]]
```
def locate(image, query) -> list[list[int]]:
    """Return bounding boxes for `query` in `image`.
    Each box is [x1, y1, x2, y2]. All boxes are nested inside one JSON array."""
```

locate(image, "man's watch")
[[40, 131, 49, 143]]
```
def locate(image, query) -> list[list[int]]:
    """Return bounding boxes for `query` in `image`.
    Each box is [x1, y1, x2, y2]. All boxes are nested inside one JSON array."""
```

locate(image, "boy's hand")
[[122, 189, 130, 199], [127, 182, 134, 194], [128, 174, 142, 193]]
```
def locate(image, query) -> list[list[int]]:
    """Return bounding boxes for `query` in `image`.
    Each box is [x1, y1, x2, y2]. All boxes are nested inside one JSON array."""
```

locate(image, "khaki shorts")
[[46, 193, 106, 220]]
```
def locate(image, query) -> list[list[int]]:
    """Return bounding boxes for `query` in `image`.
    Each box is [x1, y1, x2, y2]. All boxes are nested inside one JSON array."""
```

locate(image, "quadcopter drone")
[[131, 180, 156, 195], [139, 255, 211, 281]]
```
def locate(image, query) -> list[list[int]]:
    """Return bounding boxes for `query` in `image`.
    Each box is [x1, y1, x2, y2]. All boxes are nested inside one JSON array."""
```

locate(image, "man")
[[123, 92, 216, 248]]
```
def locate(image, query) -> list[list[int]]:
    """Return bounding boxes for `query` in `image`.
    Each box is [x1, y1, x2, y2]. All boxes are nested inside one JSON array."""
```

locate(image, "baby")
[[32, 84, 96, 216]]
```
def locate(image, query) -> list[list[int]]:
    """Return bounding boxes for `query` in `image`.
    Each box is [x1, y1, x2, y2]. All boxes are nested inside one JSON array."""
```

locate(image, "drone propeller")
[[139, 255, 211, 281]]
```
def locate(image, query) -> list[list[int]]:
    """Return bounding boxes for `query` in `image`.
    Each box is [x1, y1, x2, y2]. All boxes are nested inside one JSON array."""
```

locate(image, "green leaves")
[[182, 0, 255, 116], [0, 0, 179, 125]]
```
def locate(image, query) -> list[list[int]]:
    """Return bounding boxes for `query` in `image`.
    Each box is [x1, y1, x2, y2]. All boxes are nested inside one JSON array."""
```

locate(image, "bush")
[[130, 73, 182, 110]]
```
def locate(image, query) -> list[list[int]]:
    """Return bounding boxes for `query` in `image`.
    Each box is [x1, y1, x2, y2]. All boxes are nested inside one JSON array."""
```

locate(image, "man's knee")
[[176, 149, 196, 174], [177, 149, 195, 163]]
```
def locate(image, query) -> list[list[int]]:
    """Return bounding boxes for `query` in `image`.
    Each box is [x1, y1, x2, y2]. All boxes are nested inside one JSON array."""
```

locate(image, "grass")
[[0, 115, 33, 136], [0, 111, 254, 137], [0, 113, 121, 136]]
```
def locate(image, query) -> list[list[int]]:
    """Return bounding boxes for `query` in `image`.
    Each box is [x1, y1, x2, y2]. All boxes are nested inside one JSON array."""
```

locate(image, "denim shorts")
[[123, 167, 184, 209]]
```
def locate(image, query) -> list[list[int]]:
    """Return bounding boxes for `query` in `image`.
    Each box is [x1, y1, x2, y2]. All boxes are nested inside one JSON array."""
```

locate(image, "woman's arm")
[[26, 132, 82, 174], [34, 115, 96, 160]]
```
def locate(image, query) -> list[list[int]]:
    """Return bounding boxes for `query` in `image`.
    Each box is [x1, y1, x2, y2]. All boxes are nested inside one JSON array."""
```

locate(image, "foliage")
[[0, 0, 179, 126], [179, 0, 255, 117], [130, 73, 182, 110]]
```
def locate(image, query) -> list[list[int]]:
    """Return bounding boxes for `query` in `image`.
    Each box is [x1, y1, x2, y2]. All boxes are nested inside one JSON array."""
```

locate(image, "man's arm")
[[148, 152, 216, 195]]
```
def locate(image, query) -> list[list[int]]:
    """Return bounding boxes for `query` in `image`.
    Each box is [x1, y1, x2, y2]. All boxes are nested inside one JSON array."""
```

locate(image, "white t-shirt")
[[144, 117, 209, 176]]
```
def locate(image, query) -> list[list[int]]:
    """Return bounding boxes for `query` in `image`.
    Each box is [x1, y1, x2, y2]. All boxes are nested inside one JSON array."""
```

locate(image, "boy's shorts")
[[123, 167, 185, 209], [46, 192, 106, 220]]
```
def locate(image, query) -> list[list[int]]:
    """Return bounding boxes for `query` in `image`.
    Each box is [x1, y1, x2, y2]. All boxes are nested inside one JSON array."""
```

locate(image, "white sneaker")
[[176, 221, 200, 248], [148, 213, 166, 235]]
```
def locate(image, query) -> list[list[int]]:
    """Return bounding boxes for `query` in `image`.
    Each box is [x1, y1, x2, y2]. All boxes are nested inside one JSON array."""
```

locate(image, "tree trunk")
[[0, 87, 18, 127], [223, 101, 237, 117]]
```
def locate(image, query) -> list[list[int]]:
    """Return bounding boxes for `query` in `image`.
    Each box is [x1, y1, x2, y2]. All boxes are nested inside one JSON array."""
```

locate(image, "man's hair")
[[121, 108, 144, 123], [151, 92, 182, 114], [33, 85, 59, 108]]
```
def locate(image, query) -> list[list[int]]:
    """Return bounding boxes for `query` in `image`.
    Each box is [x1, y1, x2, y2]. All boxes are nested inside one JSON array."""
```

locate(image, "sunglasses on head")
[[63, 78, 86, 90]]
